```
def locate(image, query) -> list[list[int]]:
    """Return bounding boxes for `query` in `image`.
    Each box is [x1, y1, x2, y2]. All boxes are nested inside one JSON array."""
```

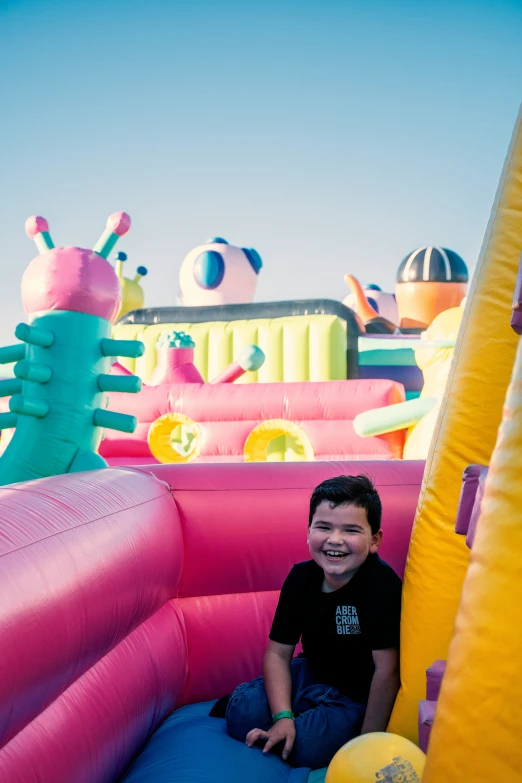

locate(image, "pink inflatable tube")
[[0, 460, 423, 782], [100, 379, 406, 463]]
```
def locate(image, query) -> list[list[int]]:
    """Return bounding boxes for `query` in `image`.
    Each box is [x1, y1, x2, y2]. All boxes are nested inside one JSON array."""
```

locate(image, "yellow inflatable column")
[[389, 104, 522, 741], [423, 334, 522, 782]]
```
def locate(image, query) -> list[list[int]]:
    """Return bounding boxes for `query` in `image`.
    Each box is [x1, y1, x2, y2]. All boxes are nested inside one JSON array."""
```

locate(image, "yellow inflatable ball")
[[325, 732, 426, 783]]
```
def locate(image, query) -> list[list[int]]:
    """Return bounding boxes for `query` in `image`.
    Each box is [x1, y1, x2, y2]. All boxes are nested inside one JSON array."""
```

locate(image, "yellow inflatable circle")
[[325, 732, 426, 783], [243, 419, 314, 463], [147, 412, 202, 464]]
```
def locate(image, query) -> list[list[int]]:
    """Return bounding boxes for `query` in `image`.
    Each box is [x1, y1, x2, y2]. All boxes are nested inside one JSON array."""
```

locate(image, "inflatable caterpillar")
[[0, 213, 144, 485]]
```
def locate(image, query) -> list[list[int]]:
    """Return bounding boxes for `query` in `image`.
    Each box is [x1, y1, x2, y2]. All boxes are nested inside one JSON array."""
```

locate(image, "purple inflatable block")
[[511, 251, 522, 334], [467, 467, 488, 549], [417, 661, 445, 753], [426, 660, 446, 701], [418, 700, 437, 753], [455, 464, 483, 536]]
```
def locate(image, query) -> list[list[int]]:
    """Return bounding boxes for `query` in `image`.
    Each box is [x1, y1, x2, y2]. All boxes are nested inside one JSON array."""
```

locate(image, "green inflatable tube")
[[353, 396, 437, 437]]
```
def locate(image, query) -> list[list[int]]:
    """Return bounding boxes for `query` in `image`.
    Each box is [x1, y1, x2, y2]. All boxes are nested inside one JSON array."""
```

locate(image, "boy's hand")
[[246, 718, 296, 761]]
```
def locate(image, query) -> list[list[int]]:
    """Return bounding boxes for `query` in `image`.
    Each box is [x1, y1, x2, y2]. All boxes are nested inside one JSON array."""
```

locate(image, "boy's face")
[[307, 501, 382, 584]]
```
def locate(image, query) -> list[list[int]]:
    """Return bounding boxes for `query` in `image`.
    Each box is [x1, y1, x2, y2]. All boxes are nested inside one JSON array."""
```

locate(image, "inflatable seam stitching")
[[0, 493, 172, 560], [172, 495, 188, 598]]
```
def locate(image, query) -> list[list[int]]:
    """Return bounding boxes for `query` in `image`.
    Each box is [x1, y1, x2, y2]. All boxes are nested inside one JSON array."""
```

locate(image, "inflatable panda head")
[[179, 237, 262, 306]]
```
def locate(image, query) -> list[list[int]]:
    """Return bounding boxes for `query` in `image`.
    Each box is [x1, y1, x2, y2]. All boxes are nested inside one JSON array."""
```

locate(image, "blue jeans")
[[226, 657, 366, 769]]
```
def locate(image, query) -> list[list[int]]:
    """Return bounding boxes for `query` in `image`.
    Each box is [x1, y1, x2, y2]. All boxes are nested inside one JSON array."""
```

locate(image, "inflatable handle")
[[210, 345, 265, 384], [353, 396, 437, 437], [511, 251, 522, 334]]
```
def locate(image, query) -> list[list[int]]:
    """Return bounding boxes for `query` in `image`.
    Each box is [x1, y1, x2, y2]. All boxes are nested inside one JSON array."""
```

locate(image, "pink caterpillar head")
[[22, 212, 131, 323]]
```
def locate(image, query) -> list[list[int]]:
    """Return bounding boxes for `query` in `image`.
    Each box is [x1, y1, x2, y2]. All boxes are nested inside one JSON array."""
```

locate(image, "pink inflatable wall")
[[100, 379, 406, 464], [0, 460, 424, 782]]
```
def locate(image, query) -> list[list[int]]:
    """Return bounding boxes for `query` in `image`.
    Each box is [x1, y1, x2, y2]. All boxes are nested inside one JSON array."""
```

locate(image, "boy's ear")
[[370, 529, 383, 553]]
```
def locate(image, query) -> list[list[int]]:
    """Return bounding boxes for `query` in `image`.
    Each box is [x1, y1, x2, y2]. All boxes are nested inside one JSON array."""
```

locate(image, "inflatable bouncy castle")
[[107, 300, 408, 464], [0, 226, 408, 468], [1, 102, 522, 783], [0, 220, 410, 470], [108, 297, 462, 463]]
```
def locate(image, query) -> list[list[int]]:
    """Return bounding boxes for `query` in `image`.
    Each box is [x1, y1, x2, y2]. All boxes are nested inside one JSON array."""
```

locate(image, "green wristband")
[[272, 710, 294, 723]]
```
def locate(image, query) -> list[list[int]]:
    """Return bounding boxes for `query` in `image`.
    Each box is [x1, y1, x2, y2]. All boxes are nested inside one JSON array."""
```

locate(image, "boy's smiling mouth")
[[322, 550, 349, 560]]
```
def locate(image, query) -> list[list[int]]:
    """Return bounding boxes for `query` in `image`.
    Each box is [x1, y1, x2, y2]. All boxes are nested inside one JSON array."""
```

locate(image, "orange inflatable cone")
[[344, 274, 381, 324]]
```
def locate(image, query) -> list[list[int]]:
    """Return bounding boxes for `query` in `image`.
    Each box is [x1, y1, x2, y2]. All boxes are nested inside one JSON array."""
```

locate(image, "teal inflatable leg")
[[69, 449, 108, 473]]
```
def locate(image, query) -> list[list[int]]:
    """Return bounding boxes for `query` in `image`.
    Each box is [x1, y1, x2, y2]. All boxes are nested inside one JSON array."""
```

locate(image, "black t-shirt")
[[269, 554, 402, 704]]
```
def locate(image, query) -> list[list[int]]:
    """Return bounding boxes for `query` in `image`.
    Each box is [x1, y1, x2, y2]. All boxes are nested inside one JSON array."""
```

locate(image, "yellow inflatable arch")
[[244, 419, 315, 462], [148, 413, 202, 464], [147, 415, 316, 464]]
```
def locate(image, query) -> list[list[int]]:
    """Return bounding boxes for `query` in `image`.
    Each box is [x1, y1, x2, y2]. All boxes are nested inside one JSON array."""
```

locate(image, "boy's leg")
[[225, 674, 272, 741], [226, 658, 313, 742], [291, 693, 365, 769], [289, 664, 365, 769], [226, 657, 365, 769]]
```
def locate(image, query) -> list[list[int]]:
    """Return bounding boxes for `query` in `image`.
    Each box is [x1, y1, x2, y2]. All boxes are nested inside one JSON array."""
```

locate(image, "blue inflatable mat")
[[122, 701, 314, 783]]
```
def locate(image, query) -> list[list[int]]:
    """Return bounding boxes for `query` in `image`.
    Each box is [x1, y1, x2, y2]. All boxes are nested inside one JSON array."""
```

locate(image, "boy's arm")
[[263, 639, 295, 714], [360, 647, 400, 734]]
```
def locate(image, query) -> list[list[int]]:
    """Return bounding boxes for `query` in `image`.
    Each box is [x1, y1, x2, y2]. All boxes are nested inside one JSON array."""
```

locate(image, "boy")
[[221, 474, 401, 770]]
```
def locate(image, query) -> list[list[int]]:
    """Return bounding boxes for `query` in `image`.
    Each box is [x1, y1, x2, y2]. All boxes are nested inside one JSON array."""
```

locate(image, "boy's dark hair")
[[308, 474, 382, 534]]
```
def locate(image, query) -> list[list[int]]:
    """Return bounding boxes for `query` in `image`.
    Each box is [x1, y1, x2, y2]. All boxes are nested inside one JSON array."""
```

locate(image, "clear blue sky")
[[2, 0, 521, 348]]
